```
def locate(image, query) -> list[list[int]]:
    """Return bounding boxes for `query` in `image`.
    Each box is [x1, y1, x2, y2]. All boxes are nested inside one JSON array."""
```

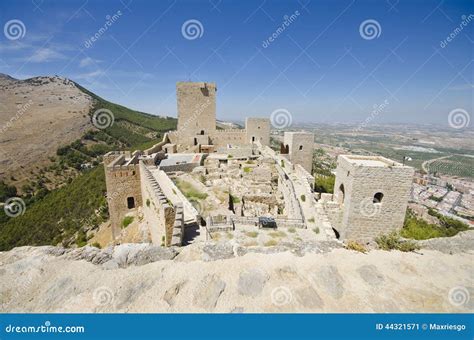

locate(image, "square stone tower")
[[282, 132, 314, 173], [333, 155, 414, 241], [176, 82, 216, 146], [245, 117, 270, 146]]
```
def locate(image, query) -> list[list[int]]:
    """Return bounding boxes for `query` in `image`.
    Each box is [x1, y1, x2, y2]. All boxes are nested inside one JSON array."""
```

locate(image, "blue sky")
[[0, 0, 472, 126]]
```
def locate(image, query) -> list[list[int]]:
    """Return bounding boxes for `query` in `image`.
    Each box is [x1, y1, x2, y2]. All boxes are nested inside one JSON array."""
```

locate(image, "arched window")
[[200, 130, 205, 135], [299, 145, 303, 150], [127, 197, 135, 209], [373, 192, 384, 203]]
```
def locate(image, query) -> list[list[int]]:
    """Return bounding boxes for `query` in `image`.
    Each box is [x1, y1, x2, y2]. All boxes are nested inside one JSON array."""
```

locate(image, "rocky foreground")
[[0, 232, 473, 313]]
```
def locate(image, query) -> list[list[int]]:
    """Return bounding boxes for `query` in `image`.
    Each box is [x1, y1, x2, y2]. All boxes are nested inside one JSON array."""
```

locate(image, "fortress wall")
[[154, 169, 200, 223], [210, 129, 246, 146], [139, 163, 179, 246], [143, 132, 170, 155]]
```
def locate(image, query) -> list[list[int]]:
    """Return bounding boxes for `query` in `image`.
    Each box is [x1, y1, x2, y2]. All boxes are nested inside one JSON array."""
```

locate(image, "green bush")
[[375, 232, 419, 252], [300, 194, 306, 202], [401, 209, 469, 240], [314, 175, 335, 194], [122, 216, 134, 228]]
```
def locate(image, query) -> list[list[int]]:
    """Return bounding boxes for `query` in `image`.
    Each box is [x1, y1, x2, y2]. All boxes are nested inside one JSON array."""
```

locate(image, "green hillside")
[[0, 83, 177, 251]]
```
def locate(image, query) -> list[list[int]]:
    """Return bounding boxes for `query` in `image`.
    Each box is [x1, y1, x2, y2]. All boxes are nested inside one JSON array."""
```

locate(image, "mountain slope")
[[0, 75, 92, 183], [0, 74, 177, 250]]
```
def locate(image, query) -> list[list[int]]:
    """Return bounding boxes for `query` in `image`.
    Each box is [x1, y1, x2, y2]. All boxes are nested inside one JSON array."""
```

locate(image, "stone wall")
[[143, 133, 170, 155], [210, 129, 246, 146], [140, 163, 182, 246], [333, 155, 414, 241], [153, 169, 200, 224]]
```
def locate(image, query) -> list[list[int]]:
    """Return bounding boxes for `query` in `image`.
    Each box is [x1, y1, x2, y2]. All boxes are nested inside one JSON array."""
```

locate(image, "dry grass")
[[269, 230, 286, 238], [264, 239, 278, 247], [345, 240, 367, 254]]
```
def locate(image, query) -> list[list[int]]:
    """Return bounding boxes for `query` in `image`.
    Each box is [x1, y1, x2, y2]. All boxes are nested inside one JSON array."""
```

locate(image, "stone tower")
[[245, 117, 270, 146], [332, 155, 414, 241], [282, 132, 314, 173], [103, 151, 143, 241], [176, 82, 216, 146]]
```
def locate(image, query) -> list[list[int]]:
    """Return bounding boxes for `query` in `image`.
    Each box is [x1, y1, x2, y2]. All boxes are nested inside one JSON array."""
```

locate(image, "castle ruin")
[[103, 81, 414, 246]]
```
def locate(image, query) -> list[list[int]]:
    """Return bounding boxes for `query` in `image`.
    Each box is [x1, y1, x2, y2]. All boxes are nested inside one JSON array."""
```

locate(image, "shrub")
[[313, 227, 320, 234], [314, 175, 335, 194], [91, 242, 102, 249], [146, 198, 150, 207], [122, 216, 134, 228], [308, 217, 315, 223], [300, 194, 306, 202], [243, 167, 252, 173], [401, 209, 469, 240], [230, 194, 240, 203], [288, 227, 296, 233], [375, 232, 419, 252], [346, 240, 367, 253]]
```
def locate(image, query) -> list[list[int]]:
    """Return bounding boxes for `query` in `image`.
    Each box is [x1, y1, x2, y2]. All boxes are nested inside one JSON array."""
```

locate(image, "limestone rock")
[[357, 265, 385, 286], [238, 269, 269, 297], [202, 243, 235, 261], [193, 274, 226, 310], [311, 265, 345, 300]]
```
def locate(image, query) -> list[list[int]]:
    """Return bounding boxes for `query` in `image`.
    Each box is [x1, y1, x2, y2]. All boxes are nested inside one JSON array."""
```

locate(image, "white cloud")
[[25, 48, 66, 63], [74, 69, 105, 80], [79, 56, 101, 67]]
